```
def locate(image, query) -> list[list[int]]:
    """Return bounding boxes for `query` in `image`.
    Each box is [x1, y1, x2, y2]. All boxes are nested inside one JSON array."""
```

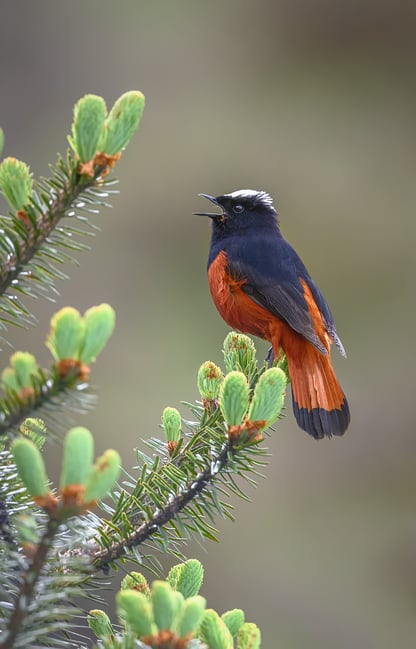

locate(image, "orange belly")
[[208, 250, 285, 347]]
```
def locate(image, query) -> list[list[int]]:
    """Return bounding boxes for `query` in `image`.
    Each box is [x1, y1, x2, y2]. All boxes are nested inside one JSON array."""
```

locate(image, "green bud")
[[14, 513, 40, 545], [70, 94, 107, 163], [87, 609, 114, 639], [275, 351, 289, 377], [167, 563, 181, 590], [12, 438, 49, 498], [103, 91, 145, 155], [151, 581, 178, 632], [237, 622, 261, 649], [0, 157, 33, 211], [223, 332, 257, 377], [161, 407, 182, 443], [173, 559, 204, 598], [84, 449, 121, 502], [117, 589, 155, 636], [79, 303, 116, 365], [19, 418, 47, 448], [178, 595, 206, 638], [46, 307, 85, 361], [199, 609, 234, 649], [247, 367, 287, 429], [0, 128, 4, 157], [1, 367, 20, 393], [10, 352, 38, 390], [219, 371, 249, 427], [197, 361, 224, 401], [1, 353, 39, 395], [172, 590, 185, 615], [60, 427, 94, 488], [221, 609, 245, 637], [121, 572, 150, 596]]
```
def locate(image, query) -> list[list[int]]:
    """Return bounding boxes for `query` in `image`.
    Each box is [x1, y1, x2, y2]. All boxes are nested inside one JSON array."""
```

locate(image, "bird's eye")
[[233, 204, 244, 214]]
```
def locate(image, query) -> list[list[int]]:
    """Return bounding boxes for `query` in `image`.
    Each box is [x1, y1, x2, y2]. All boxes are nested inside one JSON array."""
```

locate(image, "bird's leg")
[[266, 346, 274, 367]]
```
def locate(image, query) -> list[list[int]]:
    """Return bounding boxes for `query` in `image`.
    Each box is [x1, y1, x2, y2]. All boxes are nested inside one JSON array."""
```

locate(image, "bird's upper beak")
[[193, 193, 222, 218]]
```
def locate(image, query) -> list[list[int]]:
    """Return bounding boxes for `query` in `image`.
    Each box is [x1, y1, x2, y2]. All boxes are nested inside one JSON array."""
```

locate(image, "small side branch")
[[0, 519, 59, 649], [0, 366, 89, 440], [92, 441, 233, 572], [0, 163, 106, 298]]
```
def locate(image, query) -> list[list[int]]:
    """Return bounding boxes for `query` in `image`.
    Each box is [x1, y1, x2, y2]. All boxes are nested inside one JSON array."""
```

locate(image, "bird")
[[195, 189, 350, 439]]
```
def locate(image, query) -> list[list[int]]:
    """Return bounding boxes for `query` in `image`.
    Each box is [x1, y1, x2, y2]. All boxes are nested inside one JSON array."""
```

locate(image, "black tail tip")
[[292, 397, 350, 440]]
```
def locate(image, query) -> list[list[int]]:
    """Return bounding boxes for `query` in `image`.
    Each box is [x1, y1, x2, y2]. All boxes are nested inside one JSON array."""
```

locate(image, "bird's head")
[[195, 189, 278, 235]]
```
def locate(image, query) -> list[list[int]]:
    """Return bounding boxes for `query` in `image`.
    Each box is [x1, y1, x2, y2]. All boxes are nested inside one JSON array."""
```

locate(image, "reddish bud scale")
[[227, 418, 266, 443], [142, 631, 192, 649], [21, 542, 38, 560], [78, 151, 121, 178], [202, 397, 218, 413], [33, 492, 59, 516], [59, 484, 86, 508], [56, 359, 90, 381], [19, 386, 35, 399], [167, 440, 179, 456], [16, 210, 31, 226]]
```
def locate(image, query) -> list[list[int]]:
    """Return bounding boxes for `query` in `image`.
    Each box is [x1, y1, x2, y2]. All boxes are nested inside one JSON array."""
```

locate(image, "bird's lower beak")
[[194, 193, 222, 218], [193, 211, 221, 217]]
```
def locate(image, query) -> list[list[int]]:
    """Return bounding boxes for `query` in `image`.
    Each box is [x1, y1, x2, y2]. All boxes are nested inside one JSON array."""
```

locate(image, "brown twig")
[[0, 519, 60, 649], [92, 440, 234, 572]]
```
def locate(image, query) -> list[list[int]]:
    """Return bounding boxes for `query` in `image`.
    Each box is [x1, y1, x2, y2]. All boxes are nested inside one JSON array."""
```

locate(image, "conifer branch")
[[0, 518, 60, 649], [92, 438, 235, 571], [0, 303, 115, 442], [0, 365, 91, 440], [0, 426, 122, 649], [88, 338, 285, 577], [0, 91, 145, 332], [0, 160, 106, 298]]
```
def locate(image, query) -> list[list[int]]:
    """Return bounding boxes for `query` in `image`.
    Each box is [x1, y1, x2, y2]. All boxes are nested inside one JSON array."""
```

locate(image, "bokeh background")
[[1, 1, 415, 647]]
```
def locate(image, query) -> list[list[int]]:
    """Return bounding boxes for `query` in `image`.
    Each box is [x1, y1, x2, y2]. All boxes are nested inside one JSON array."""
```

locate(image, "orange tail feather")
[[286, 346, 350, 439]]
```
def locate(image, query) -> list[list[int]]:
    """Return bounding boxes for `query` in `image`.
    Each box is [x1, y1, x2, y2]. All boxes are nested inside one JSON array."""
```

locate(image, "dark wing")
[[226, 235, 343, 355]]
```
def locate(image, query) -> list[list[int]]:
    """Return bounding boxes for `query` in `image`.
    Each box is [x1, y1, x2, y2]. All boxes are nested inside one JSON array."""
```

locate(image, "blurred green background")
[[1, 1, 415, 646]]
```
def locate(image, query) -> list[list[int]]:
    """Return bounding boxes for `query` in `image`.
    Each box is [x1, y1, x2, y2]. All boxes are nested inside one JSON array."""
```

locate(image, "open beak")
[[193, 193, 222, 218]]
